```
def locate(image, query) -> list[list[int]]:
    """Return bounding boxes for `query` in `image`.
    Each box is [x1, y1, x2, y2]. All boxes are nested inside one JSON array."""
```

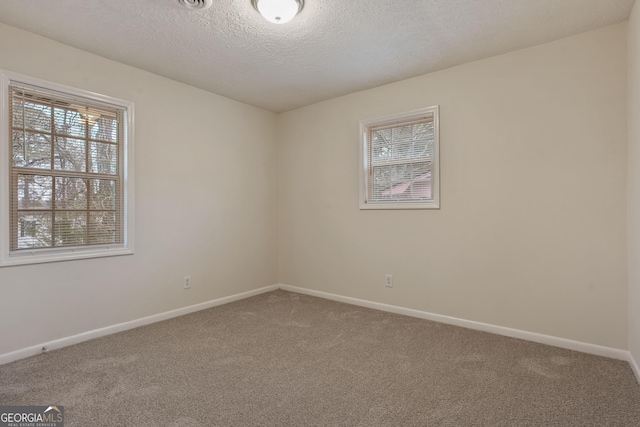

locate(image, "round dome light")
[[252, 0, 304, 24]]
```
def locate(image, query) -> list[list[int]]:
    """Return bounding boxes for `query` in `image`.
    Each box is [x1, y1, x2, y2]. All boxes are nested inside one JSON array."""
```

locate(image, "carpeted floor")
[[1, 289, 639, 426]]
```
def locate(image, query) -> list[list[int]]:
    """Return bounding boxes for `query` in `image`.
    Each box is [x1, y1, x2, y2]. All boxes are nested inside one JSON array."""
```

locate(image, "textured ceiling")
[[0, 0, 634, 112]]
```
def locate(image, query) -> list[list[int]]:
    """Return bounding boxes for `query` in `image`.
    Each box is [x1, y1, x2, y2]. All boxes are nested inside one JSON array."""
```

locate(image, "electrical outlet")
[[385, 274, 393, 288], [183, 276, 191, 289]]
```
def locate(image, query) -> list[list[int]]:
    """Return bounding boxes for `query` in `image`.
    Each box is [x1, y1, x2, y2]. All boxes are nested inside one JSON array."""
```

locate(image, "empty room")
[[1, 0, 640, 425]]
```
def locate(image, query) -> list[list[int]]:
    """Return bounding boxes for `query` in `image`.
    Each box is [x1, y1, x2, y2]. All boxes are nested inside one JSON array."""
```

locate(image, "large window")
[[0, 70, 134, 266], [359, 106, 440, 209]]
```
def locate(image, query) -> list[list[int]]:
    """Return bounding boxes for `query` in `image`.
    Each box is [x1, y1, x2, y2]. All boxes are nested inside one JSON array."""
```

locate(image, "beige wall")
[[0, 20, 632, 358], [0, 23, 279, 356], [629, 2, 640, 365], [278, 24, 629, 349]]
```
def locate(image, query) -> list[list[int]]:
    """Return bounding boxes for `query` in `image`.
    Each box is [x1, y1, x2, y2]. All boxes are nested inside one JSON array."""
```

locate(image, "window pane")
[[393, 141, 413, 161], [373, 165, 392, 183], [54, 106, 86, 138], [90, 179, 117, 210], [89, 142, 118, 174], [392, 125, 414, 144], [413, 121, 434, 158], [55, 177, 88, 209], [90, 115, 119, 143], [89, 212, 116, 244], [17, 175, 52, 209], [16, 212, 52, 249], [54, 137, 86, 172], [371, 162, 432, 201], [371, 129, 392, 165], [390, 163, 413, 183], [372, 128, 391, 145], [372, 143, 391, 163], [12, 131, 52, 169], [12, 97, 52, 132], [406, 162, 432, 200], [413, 138, 432, 159], [372, 166, 392, 199], [371, 124, 434, 166], [54, 212, 87, 247], [372, 183, 389, 200]]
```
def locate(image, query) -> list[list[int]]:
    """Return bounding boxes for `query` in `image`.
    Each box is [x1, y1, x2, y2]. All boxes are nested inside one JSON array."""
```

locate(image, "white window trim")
[[359, 106, 440, 210], [0, 70, 135, 267]]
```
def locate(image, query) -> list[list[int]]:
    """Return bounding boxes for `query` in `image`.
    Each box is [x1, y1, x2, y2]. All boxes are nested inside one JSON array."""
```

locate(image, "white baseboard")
[[0, 284, 279, 366], [2, 282, 633, 370], [278, 284, 629, 361], [630, 352, 640, 384]]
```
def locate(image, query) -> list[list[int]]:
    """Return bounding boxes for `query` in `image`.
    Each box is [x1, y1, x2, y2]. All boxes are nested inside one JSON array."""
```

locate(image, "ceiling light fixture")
[[251, 0, 304, 24]]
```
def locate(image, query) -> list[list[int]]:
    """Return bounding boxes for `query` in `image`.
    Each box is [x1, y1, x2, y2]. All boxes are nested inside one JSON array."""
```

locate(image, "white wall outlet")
[[183, 276, 191, 289], [385, 274, 393, 288]]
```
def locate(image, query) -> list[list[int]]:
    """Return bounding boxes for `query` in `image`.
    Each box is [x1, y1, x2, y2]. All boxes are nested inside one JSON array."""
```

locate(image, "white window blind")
[[1, 70, 134, 266], [9, 84, 124, 250], [360, 106, 440, 209]]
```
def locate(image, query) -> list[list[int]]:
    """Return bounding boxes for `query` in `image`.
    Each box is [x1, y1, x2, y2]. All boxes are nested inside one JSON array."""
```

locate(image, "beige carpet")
[[1, 290, 639, 426]]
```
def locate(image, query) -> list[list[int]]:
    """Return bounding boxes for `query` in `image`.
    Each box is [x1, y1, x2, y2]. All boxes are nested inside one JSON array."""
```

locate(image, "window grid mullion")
[[10, 172, 18, 251], [10, 126, 119, 147], [367, 128, 374, 199], [117, 110, 124, 244], [11, 167, 117, 181], [49, 97, 56, 247], [51, 173, 56, 247], [85, 108, 91, 246], [86, 178, 90, 245]]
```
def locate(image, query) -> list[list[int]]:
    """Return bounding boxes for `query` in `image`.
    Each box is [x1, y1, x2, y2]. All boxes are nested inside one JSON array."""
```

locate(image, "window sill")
[[360, 201, 440, 210], [0, 246, 134, 267]]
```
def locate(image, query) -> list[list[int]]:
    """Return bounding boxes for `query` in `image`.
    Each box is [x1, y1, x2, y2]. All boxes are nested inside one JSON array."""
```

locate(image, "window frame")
[[359, 106, 440, 210], [0, 70, 135, 267]]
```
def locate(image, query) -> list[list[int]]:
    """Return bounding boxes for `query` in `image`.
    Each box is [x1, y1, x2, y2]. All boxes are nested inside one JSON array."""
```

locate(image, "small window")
[[0, 70, 134, 266], [359, 106, 440, 209]]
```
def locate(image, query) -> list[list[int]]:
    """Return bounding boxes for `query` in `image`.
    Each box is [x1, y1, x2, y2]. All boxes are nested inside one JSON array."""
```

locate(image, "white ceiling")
[[0, 0, 634, 112]]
